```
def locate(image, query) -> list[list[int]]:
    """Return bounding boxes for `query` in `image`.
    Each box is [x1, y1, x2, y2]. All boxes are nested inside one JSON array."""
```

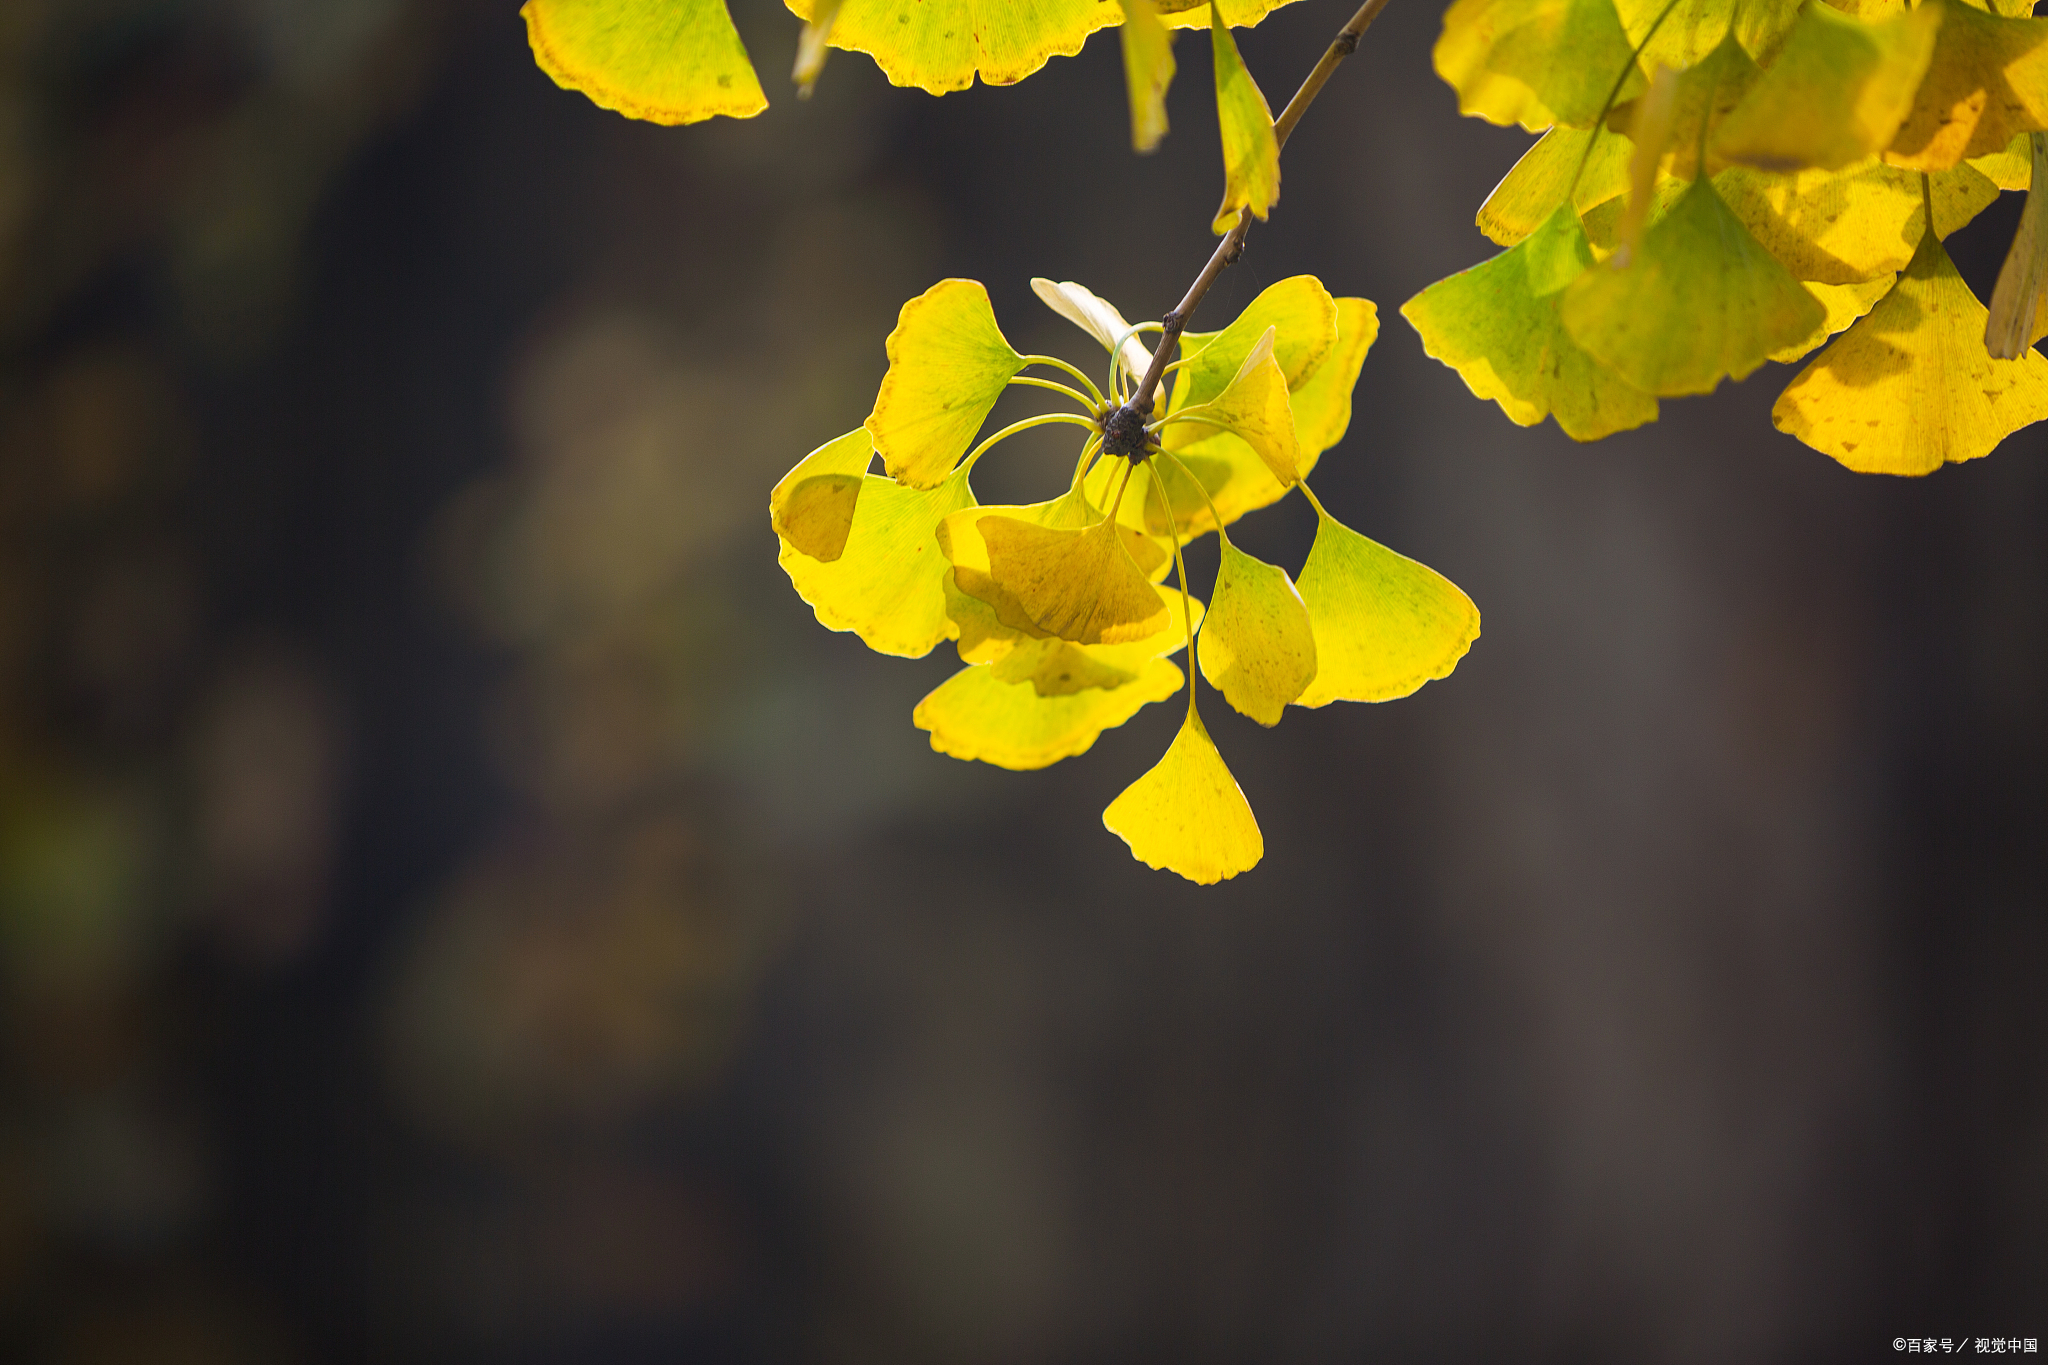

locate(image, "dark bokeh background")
[[0, 0, 2043, 1360]]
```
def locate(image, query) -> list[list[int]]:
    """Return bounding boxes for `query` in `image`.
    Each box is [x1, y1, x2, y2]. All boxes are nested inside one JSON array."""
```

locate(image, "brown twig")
[[1126, 0, 1393, 415]]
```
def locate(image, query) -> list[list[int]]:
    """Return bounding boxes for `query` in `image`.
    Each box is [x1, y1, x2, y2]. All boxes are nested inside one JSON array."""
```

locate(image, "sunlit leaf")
[[1434, 0, 1644, 132], [1102, 706, 1263, 883], [1290, 297, 1379, 461], [1166, 276, 1337, 440], [1887, 0, 2048, 171], [945, 563, 1203, 687], [1611, 0, 1801, 70], [1198, 539, 1315, 724], [866, 279, 1025, 489], [771, 427, 872, 562], [1031, 277, 1153, 379], [783, 0, 1119, 93], [915, 659, 1185, 771], [1210, 0, 1280, 232], [780, 462, 975, 657], [941, 489, 1170, 640], [1120, 0, 1176, 152], [1293, 501, 1479, 707], [1608, 32, 1761, 182], [1402, 205, 1661, 440], [977, 515, 1170, 645], [1985, 132, 2048, 356], [1969, 130, 2034, 188], [1189, 328, 1302, 485], [1773, 228, 2048, 473], [523, 0, 768, 125], [1766, 273, 1896, 364], [1155, 0, 1305, 26], [1478, 125, 1634, 246], [1560, 177, 1824, 395], [1713, 159, 1999, 284], [1711, 1, 1942, 172]]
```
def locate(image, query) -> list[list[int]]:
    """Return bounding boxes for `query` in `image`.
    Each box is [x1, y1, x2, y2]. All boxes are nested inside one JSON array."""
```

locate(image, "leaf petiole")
[[963, 412, 1101, 470], [1008, 374, 1101, 411], [1018, 354, 1107, 407], [1144, 456, 1201, 719]]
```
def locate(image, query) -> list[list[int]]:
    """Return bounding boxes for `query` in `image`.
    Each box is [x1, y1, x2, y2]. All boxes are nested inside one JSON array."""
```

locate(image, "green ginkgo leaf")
[[977, 515, 1171, 645], [771, 427, 873, 562], [780, 461, 976, 657], [915, 659, 1186, 770], [1195, 328, 1302, 485], [1711, 1, 1942, 171], [1293, 497, 1479, 707], [1434, 0, 1644, 131], [1773, 227, 2048, 474], [1402, 205, 1661, 440], [1102, 704, 1263, 882], [522, 0, 768, 125], [1560, 177, 1824, 395], [1607, 30, 1761, 181], [1197, 537, 1316, 724], [1886, 0, 2048, 171], [866, 279, 1026, 489], [1210, 0, 1280, 232], [1477, 124, 1633, 245], [1610, 0, 1801, 72], [1120, 0, 1177, 152]]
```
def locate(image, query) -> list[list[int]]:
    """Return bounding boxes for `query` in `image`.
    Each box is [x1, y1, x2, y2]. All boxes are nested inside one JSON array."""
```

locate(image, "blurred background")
[[0, 0, 2043, 1360]]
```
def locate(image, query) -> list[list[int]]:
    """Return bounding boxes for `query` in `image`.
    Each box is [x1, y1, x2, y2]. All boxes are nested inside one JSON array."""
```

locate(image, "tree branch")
[[1126, 0, 1394, 417]]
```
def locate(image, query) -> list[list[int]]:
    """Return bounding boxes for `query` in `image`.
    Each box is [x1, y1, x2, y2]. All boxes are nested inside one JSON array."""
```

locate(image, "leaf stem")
[[1565, 0, 1683, 202], [1127, 0, 1394, 415], [1008, 374, 1100, 410], [1019, 354, 1108, 406], [1158, 447, 1233, 547], [1145, 456, 1201, 719], [964, 412, 1101, 469]]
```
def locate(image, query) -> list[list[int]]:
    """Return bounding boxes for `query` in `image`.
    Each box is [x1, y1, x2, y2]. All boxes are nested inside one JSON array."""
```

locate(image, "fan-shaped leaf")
[[1293, 504, 1479, 707], [1211, 0, 1280, 232], [780, 462, 975, 657], [1198, 539, 1316, 724], [523, 0, 767, 125], [1435, 0, 1644, 131], [866, 279, 1025, 489], [771, 428, 873, 563], [1102, 707, 1263, 883], [916, 659, 1185, 770]]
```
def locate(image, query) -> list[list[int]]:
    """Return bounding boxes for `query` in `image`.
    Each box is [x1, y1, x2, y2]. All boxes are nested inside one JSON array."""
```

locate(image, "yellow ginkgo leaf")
[[1711, 1, 1942, 172], [1120, 0, 1176, 153], [1031, 278, 1154, 379], [771, 428, 873, 562], [1969, 130, 2034, 188], [1713, 159, 1987, 285], [1197, 537, 1316, 724], [945, 567, 1205, 692], [1773, 228, 2048, 474], [1402, 205, 1661, 441], [1210, 0, 1280, 233], [1434, 0, 1644, 132], [522, 0, 768, 125], [1561, 177, 1824, 395], [783, 0, 1119, 93], [866, 279, 1026, 489], [977, 515, 1170, 645], [1477, 125, 1634, 246], [780, 462, 976, 657], [1985, 132, 2048, 357], [1102, 706, 1263, 883], [1167, 276, 1337, 439], [915, 658, 1185, 771], [942, 489, 1169, 634], [1886, 0, 2048, 172], [1290, 297, 1379, 461], [1608, 32, 1761, 182], [1155, 0, 1303, 26], [1293, 496, 1480, 707], [1190, 328, 1302, 485], [1611, 0, 1801, 70], [1766, 273, 1896, 364]]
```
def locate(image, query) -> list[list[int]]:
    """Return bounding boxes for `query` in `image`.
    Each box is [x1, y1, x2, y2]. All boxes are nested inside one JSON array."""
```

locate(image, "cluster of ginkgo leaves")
[[1413, 0, 2048, 475], [520, 0, 1303, 152], [771, 274, 1477, 882]]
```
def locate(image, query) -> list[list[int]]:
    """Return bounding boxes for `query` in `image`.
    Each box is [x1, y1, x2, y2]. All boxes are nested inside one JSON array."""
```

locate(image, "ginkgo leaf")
[[1985, 132, 2048, 356], [1714, 159, 1998, 284], [1616, 65, 1683, 259], [1293, 500, 1480, 706], [1886, 0, 2048, 172], [1561, 177, 1824, 395], [780, 462, 976, 657], [771, 428, 873, 562], [1434, 0, 1644, 132], [523, 0, 768, 125], [1608, 31, 1761, 182], [1121, 0, 1176, 153], [945, 565, 1204, 690], [1102, 706, 1263, 883], [941, 490, 1169, 637], [1198, 538, 1316, 724], [867, 279, 1026, 489], [1477, 125, 1634, 245], [1611, 0, 1801, 70], [1711, 1, 1942, 171], [783, 0, 1119, 93], [1167, 276, 1337, 439], [1290, 297, 1380, 460], [1773, 228, 2048, 473], [1969, 130, 2034, 188], [978, 515, 1171, 645], [1766, 273, 1895, 364], [1155, 0, 1304, 26], [1211, 0, 1280, 233], [1031, 278, 1153, 379], [1191, 328, 1303, 485], [1402, 205, 1661, 441], [915, 659, 1185, 770]]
